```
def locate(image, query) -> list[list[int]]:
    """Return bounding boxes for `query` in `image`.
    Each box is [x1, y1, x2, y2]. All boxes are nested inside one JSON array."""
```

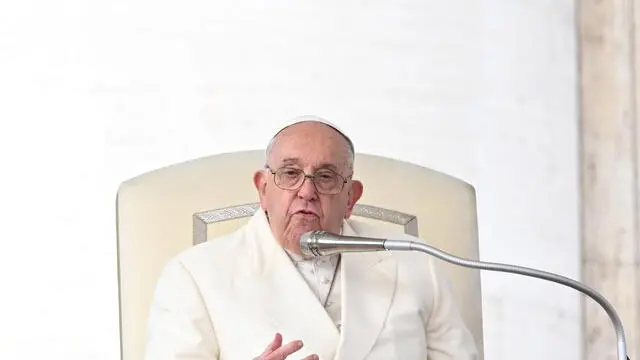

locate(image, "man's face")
[[253, 122, 363, 255]]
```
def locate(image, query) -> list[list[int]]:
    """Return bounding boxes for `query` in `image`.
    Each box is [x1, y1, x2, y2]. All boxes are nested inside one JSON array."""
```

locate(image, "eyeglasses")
[[265, 165, 351, 195]]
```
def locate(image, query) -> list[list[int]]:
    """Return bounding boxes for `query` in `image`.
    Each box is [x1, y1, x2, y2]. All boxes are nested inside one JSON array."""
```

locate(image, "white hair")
[[265, 115, 355, 170]]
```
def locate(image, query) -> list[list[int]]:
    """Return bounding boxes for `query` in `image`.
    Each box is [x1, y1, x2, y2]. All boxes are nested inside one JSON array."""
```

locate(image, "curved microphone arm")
[[383, 239, 630, 360]]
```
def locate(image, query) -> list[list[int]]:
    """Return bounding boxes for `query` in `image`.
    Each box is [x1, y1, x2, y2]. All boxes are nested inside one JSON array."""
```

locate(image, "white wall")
[[0, 1, 580, 359]]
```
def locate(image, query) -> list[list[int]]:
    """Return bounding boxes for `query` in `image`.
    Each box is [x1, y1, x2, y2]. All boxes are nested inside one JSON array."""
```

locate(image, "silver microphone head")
[[299, 230, 327, 257], [300, 230, 390, 256]]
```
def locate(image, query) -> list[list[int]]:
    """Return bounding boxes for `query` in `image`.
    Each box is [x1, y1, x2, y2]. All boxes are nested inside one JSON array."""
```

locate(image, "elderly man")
[[145, 117, 478, 360]]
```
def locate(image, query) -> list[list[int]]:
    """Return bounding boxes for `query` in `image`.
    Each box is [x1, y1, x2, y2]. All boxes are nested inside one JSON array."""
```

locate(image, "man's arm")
[[424, 258, 479, 360], [145, 257, 219, 360]]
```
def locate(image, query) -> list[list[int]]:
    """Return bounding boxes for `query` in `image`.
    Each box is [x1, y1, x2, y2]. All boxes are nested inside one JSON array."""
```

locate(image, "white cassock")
[[145, 209, 479, 360]]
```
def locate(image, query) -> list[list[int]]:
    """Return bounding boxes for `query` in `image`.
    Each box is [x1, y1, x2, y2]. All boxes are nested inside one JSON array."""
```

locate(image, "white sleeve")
[[424, 257, 479, 360], [145, 258, 219, 360]]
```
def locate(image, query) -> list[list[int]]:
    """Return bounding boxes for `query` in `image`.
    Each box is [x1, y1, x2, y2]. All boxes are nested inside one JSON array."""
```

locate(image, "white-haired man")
[[145, 117, 479, 360]]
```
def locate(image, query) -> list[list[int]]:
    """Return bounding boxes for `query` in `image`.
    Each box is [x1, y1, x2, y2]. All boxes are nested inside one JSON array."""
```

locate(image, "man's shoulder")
[[346, 218, 432, 268], [171, 225, 251, 270], [346, 219, 437, 301]]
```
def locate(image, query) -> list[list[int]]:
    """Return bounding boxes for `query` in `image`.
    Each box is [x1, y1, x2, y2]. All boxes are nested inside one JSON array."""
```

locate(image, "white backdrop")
[[0, 1, 580, 359]]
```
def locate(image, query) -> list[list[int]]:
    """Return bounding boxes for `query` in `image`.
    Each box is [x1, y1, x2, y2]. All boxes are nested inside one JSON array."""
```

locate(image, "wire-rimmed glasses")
[[265, 165, 351, 195]]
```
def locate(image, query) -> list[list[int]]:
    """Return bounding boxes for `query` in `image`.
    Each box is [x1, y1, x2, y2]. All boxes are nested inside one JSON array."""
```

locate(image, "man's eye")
[[316, 172, 336, 180]]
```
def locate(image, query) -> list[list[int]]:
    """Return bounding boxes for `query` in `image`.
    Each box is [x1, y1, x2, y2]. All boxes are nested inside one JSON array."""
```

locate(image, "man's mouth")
[[294, 210, 317, 216]]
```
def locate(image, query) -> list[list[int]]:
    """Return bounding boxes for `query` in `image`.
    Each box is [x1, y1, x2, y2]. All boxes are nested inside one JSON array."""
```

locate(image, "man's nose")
[[297, 176, 318, 199]]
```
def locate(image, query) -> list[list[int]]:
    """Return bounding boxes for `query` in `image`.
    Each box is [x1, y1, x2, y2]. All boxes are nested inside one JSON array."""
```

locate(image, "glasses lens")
[[275, 168, 303, 188], [273, 167, 344, 194], [313, 170, 341, 193]]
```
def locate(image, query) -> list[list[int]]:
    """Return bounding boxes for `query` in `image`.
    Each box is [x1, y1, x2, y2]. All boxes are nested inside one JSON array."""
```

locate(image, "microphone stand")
[[382, 239, 631, 360]]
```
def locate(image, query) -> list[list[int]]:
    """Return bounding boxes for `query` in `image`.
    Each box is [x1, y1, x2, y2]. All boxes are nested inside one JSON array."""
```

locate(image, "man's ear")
[[344, 180, 363, 219], [253, 170, 268, 210]]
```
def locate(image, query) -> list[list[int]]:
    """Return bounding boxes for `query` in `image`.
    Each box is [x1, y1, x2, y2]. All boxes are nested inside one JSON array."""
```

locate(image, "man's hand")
[[254, 333, 318, 360]]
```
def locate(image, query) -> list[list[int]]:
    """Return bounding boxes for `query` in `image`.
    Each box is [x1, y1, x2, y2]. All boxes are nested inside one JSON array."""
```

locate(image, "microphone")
[[299, 231, 411, 256], [300, 230, 631, 360]]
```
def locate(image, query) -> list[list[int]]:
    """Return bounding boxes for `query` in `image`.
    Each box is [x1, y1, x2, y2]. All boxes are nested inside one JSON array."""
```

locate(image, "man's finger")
[[266, 339, 304, 360], [259, 333, 283, 357], [301, 354, 319, 360]]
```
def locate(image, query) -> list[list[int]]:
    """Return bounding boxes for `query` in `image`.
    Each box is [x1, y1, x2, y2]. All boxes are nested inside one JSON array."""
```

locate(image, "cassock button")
[[320, 275, 330, 284]]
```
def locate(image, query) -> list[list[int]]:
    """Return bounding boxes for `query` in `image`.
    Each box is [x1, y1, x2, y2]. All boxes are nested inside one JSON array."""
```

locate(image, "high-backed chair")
[[116, 150, 484, 360]]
